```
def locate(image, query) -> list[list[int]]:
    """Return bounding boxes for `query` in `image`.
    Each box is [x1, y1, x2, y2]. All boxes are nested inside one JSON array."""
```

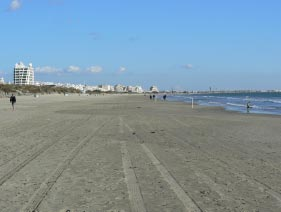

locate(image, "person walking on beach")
[[246, 101, 251, 113], [163, 94, 167, 101], [10, 94, 16, 111]]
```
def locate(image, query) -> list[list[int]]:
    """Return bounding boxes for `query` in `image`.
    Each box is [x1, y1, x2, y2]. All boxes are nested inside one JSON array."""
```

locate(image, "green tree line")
[[0, 84, 81, 95]]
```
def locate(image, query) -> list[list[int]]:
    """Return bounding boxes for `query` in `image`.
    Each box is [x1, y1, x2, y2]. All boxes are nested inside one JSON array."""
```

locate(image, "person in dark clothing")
[[163, 94, 167, 100], [10, 94, 16, 111], [246, 101, 251, 113], [150, 95, 152, 100]]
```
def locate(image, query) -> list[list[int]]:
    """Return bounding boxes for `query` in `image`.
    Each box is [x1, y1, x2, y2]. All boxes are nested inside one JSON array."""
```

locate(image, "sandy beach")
[[0, 94, 281, 212]]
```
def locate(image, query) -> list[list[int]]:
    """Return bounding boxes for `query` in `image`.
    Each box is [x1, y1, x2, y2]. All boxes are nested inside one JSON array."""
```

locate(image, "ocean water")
[[167, 92, 281, 116]]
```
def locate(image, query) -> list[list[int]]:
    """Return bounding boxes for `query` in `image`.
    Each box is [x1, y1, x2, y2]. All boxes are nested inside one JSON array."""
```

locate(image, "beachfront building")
[[114, 84, 126, 93], [14, 62, 34, 85], [150, 85, 159, 93], [134, 86, 144, 93], [127, 86, 133, 92], [127, 85, 144, 93], [98, 85, 114, 92], [0, 77, 4, 84]]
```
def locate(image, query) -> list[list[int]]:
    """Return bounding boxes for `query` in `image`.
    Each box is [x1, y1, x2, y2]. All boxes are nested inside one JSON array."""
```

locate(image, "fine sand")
[[0, 94, 281, 212]]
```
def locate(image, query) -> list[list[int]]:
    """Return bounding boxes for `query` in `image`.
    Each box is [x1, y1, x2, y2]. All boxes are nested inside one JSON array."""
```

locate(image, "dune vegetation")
[[0, 84, 81, 96]]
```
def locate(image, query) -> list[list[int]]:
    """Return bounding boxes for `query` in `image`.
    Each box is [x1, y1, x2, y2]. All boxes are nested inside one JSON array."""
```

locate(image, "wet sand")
[[0, 94, 281, 212]]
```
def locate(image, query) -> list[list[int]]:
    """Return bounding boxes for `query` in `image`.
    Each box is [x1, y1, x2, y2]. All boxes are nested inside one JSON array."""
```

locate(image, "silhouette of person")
[[163, 94, 167, 100], [246, 101, 251, 113], [10, 94, 16, 111]]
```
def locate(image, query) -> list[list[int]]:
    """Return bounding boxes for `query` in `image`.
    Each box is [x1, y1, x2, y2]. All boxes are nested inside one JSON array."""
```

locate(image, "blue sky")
[[0, 0, 280, 91]]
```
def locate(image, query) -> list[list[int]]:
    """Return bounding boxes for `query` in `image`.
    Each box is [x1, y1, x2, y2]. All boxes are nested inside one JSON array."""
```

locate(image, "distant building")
[[98, 85, 114, 92], [127, 85, 144, 93], [0, 77, 4, 84], [134, 86, 144, 93], [14, 62, 34, 85], [114, 84, 126, 93], [127, 86, 133, 92], [150, 85, 159, 93]]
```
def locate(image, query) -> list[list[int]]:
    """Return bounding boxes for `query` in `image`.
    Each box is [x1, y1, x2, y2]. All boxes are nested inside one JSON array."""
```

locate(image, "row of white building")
[[0, 62, 159, 93], [57, 83, 145, 93]]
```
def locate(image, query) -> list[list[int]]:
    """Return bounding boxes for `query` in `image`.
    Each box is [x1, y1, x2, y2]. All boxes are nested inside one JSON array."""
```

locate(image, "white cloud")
[[67, 65, 80, 73], [9, 0, 21, 11], [118, 66, 126, 73], [35, 66, 62, 74], [87, 66, 103, 73], [183, 64, 193, 70]]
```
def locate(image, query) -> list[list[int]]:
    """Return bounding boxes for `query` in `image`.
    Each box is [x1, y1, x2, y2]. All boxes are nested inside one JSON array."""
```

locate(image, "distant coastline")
[[163, 90, 281, 95], [167, 91, 281, 116]]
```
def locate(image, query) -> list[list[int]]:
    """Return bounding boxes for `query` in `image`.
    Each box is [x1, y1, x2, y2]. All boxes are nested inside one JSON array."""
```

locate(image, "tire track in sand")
[[139, 115, 281, 209], [135, 115, 237, 203], [170, 117, 281, 207], [121, 141, 147, 212], [141, 143, 202, 212], [122, 119, 202, 212], [0, 119, 72, 168], [120, 117, 147, 212], [20, 122, 107, 212], [0, 118, 90, 187]]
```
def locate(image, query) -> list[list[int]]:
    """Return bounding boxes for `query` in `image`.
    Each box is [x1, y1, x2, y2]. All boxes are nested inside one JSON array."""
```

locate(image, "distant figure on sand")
[[10, 94, 16, 111], [150, 95, 152, 100], [153, 94, 155, 100], [163, 94, 167, 101], [246, 101, 251, 113]]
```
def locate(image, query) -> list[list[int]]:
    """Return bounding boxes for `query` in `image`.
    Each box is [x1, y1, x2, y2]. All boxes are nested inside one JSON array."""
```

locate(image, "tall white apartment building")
[[14, 62, 34, 85]]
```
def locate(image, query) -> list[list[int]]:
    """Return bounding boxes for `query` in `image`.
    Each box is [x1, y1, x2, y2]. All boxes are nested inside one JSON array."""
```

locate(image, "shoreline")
[[165, 94, 281, 117]]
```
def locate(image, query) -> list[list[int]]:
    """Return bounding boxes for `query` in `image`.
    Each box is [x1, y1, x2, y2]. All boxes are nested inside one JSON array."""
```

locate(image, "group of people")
[[149, 94, 167, 101], [149, 94, 155, 100]]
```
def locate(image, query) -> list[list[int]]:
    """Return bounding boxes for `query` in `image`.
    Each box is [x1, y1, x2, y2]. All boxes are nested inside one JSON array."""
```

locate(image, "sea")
[[167, 92, 281, 116]]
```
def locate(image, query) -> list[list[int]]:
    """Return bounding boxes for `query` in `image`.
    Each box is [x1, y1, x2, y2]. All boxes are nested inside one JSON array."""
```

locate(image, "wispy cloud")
[[9, 0, 21, 11], [118, 66, 126, 73], [35, 66, 62, 74], [87, 66, 103, 73], [67, 65, 80, 73], [89, 32, 101, 40], [128, 35, 139, 42], [182, 64, 193, 70]]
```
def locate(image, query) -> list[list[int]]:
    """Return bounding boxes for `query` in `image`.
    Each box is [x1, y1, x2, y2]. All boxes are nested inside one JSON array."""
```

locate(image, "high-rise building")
[[0, 77, 4, 84], [14, 62, 34, 85]]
